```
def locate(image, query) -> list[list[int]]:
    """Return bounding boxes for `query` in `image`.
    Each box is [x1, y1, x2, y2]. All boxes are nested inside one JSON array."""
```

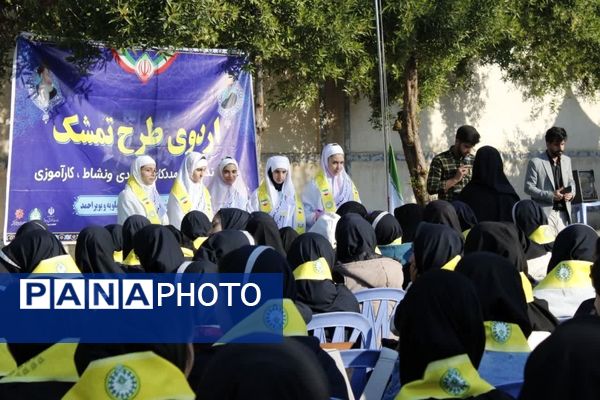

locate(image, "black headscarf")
[[520, 316, 600, 400], [267, 167, 284, 192], [193, 230, 254, 264], [122, 215, 151, 258], [396, 269, 485, 385], [75, 226, 123, 273], [104, 224, 124, 252], [456, 252, 532, 337], [133, 225, 184, 273], [0, 230, 66, 273], [179, 260, 218, 274], [451, 200, 478, 232], [196, 339, 329, 400], [15, 220, 49, 238], [547, 224, 598, 272], [181, 210, 211, 240], [165, 224, 184, 246], [279, 227, 300, 254], [217, 208, 250, 230], [394, 203, 424, 243], [366, 211, 403, 245], [464, 221, 528, 273], [246, 212, 286, 256], [335, 213, 378, 263], [219, 245, 296, 300], [458, 146, 520, 222], [287, 233, 360, 314], [335, 201, 367, 218], [512, 199, 552, 241], [423, 200, 462, 234], [413, 222, 463, 275]]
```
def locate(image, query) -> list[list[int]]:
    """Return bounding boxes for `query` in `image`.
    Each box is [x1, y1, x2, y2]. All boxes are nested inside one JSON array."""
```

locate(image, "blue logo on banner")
[[0, 273, 283, 343]]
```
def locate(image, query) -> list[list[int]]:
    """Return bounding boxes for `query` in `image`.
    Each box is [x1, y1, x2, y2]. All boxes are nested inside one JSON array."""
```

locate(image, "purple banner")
[[5, 36, 258, 242]]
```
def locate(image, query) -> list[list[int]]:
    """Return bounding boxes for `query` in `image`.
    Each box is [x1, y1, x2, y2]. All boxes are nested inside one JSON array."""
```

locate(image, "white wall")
[[349, 64, 600, 210]]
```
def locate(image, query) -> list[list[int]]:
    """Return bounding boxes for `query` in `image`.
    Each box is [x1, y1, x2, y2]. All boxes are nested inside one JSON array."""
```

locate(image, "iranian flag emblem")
[[112, 50, 178, 83]]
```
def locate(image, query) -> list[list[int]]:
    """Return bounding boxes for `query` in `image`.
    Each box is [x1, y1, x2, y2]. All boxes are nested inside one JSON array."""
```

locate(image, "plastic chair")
[[354, 288, 406, 345], [340, 348, 398, 400], [307, 312, 376, 350]]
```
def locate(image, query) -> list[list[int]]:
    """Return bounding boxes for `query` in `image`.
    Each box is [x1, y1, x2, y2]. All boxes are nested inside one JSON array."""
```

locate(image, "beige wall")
[[1, 63, 600, 237]]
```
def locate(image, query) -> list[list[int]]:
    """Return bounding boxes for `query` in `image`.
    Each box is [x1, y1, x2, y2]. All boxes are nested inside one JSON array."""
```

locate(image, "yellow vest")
[[484, 321, 530, 353], [170, 178, 212, 217], [396, 354, 494, 400], [257, 181, 306, 233], [63, 351, 194, 400], [127, 177, 161, 224], [0, 343, 78, 383], [314, 169, 359, 213]]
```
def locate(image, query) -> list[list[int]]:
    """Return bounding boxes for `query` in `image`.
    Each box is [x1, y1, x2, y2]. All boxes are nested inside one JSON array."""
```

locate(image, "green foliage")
[[0, 0, 374, 110]]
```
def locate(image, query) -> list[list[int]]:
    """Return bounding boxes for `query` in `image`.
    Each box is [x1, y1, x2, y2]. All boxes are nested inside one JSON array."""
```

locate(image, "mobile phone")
[[561, 186, 572, 194]]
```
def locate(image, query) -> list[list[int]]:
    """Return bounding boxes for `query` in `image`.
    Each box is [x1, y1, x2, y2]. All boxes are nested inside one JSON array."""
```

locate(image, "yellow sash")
[[0, 343, 16, 376], [193, 236, 208, 250], [441, 255, 462, 271], [462, 229, 471, 239], [127, 177, 161, 224], [396, 354, 494, 400], [32, 254, 80, 274], [293, 257, 333, 281], [484, 321, 530, 353], [535, 260, 593, 290], [315, 170, 336, 212], [0, 343, 78, 383], [529, 225, 555, 245], [171, 179, 212, 217], [216, 298, 307, 345], [122, 251, 141, 266], [257, 181, 306, 233], [113, 250, 123, 263], [520, 272, 534, 303], [63, 351, 194, 400], [181, 247, 194, 258]]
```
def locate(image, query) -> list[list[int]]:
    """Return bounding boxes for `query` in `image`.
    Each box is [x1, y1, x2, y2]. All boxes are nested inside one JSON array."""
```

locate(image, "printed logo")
[[113, 50, 177, 84], [55, 263, 67, 273], [490, 321, 511, 343], [29, 208, 42, 221], [555, 263, 573, 282], [440, 367, 470, 396], [15, 209, 24, 220], [47, 207, 55, 216], [313, 259, 325, 274], [325, 201, 334, 209], [105, 364, 140, 400], [217, 76, 244, 118], [263, 303, 288, 331]]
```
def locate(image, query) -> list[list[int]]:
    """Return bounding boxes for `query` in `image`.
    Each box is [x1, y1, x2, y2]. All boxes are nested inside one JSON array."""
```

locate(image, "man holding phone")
[[524, 127, 576, 233], [426, 125, 480, 201]]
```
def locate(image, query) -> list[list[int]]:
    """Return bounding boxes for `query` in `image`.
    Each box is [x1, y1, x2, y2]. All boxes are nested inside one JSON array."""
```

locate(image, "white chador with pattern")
[[117, 155, 168, 225], [208, 157, 249, 213], [167, 152, 213, 229], [302, 143, 360, 228], [249, 156, 300, 229]]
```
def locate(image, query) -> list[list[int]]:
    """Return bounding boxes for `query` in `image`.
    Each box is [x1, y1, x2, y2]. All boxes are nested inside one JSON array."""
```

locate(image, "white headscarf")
[[320, 143, 355, 207], [208, 157, 249, 211], [178, 152, 209, 204], [129, 155, 166, 217], [263, 156, 297, 228], [309, 212, 341, 249]]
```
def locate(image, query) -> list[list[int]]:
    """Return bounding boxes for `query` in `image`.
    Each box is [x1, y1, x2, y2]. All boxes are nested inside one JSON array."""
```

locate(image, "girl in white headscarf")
[[302, 143, 360, 228], [117, 155, 168, 225], [167, 152, 213, 229], [249, 156, 306, 232], [208, 156, 249, 212]]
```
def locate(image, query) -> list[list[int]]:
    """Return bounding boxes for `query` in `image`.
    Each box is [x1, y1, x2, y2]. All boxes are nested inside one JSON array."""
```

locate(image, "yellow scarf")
[[257, 180, 306, 233]]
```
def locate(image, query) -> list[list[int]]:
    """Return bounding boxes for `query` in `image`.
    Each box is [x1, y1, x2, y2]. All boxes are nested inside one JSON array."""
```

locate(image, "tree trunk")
[[254, 61, 267, 166], [398, 55, 430, 205]]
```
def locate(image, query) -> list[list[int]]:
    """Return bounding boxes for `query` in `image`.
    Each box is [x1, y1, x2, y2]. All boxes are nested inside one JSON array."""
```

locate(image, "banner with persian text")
[[5, 36, 258, 242]]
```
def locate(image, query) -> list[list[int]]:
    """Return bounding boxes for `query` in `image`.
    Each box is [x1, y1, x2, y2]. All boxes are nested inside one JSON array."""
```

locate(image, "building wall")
[[1, 63, 599, 237]]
